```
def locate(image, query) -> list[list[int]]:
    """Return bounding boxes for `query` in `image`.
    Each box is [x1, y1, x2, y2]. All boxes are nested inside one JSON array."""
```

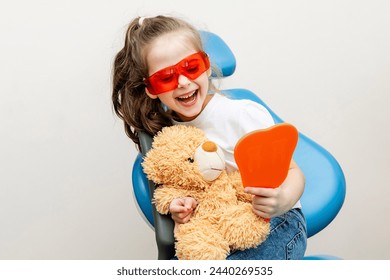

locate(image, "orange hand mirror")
[[234, 123, 298, 188]]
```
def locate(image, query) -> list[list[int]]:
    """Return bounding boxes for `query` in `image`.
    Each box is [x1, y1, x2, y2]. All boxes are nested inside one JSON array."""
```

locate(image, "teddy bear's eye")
[[187, 157, 194, 163]]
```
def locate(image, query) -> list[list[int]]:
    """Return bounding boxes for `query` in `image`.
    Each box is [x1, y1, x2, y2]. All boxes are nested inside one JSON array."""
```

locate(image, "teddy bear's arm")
[[153, 185, 197, 215], [228, 171, 253, 203]]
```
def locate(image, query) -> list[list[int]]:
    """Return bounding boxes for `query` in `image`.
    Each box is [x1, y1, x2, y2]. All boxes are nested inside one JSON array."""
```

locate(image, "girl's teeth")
[[178, 91, 197, 101], [179, 93, 193, 99]]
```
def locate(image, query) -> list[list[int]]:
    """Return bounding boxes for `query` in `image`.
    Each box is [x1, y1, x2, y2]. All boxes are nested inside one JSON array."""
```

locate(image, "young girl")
[[112, 15, 307, 260]]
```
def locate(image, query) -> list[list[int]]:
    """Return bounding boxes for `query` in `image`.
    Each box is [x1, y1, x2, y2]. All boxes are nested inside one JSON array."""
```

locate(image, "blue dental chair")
[[132, 31, 346, 260]]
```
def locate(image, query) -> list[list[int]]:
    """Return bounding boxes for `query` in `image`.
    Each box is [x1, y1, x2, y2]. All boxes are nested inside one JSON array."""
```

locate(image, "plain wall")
[[1, 0, 389, 259]]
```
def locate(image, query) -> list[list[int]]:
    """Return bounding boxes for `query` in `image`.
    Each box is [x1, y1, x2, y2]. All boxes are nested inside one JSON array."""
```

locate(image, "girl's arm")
[[244, 159, 305, 218]]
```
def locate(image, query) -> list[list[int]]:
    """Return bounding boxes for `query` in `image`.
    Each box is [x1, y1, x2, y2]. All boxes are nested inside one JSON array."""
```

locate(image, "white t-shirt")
[[173, 93, 301, 209]]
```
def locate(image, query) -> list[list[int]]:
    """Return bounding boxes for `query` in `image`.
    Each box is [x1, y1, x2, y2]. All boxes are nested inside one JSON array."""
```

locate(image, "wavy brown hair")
[[112, 16, 204, 151]]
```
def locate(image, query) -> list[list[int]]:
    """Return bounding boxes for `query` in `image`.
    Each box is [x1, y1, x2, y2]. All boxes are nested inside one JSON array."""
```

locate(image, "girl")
[[112, 15, 307, 260]]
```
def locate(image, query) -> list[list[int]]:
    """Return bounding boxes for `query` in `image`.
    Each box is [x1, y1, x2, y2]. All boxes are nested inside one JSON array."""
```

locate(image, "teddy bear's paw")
[[232, 218, 270, 250], [175, 222, 230, 260], [176, 241, 229, 260], [218, 204, 270, 250]]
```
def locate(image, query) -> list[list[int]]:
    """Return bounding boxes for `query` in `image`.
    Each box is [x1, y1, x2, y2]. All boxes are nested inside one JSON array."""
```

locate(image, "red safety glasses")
[[144, 51, 210, 95]]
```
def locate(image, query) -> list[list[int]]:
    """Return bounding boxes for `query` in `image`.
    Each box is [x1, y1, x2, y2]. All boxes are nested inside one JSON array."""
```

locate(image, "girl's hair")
[[112, 15, 204, 151]]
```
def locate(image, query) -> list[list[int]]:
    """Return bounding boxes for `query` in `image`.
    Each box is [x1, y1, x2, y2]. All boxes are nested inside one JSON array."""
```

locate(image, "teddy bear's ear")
[[141, 125, 207, 185], [142, 147, 164, 184]]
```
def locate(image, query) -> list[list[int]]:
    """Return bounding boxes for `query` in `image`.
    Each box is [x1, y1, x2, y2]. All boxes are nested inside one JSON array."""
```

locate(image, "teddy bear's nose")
[[202, 141, 218, 152]]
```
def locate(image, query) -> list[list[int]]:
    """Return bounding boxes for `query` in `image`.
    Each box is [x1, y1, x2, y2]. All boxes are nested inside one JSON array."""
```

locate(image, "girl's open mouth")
[[177, 90, 198, 104]]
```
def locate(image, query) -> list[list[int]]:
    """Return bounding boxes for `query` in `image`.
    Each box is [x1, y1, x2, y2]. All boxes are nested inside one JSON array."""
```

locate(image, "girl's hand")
[[244, 159, 305, 219], [169, 197, 197, 224], [244, 187, 290, 219]]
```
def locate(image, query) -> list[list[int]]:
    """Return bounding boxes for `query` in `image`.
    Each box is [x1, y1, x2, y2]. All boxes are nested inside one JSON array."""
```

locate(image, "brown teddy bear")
[[142, 125, 270, 260]]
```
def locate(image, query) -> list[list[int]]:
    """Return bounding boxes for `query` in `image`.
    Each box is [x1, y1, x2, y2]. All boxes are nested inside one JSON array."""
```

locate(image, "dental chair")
[[131, 31, 346, 260]]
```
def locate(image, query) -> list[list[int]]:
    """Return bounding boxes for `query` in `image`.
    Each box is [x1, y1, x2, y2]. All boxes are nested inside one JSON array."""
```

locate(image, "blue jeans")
[[227, 208, 307, 260]]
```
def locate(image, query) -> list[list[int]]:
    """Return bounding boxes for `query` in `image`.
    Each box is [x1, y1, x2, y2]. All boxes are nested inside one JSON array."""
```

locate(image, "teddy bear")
[[141, 125, 270, 260]]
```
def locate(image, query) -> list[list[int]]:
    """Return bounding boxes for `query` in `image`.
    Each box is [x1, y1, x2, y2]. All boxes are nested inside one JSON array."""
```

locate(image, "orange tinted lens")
[[144, 52, 209, 95]]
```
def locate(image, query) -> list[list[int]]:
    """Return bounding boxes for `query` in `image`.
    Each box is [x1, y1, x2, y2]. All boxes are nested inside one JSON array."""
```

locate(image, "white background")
[[1, 0, 389, 259]]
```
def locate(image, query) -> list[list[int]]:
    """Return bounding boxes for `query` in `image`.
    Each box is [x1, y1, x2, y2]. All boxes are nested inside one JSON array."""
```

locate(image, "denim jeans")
[[227, 208, 307, 260]]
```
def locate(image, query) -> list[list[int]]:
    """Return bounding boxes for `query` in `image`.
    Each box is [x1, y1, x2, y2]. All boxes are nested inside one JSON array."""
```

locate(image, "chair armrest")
[[139, 131, 176, 259], [153, 208, 175, 260]]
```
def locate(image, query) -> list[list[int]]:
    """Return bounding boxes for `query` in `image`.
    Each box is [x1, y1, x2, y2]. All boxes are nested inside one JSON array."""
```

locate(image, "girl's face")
[[144, 31, 211, 122]]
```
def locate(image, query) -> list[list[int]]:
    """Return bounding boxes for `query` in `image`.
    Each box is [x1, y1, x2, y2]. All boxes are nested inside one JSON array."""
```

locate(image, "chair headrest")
[[200, 31, 236, 77]]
